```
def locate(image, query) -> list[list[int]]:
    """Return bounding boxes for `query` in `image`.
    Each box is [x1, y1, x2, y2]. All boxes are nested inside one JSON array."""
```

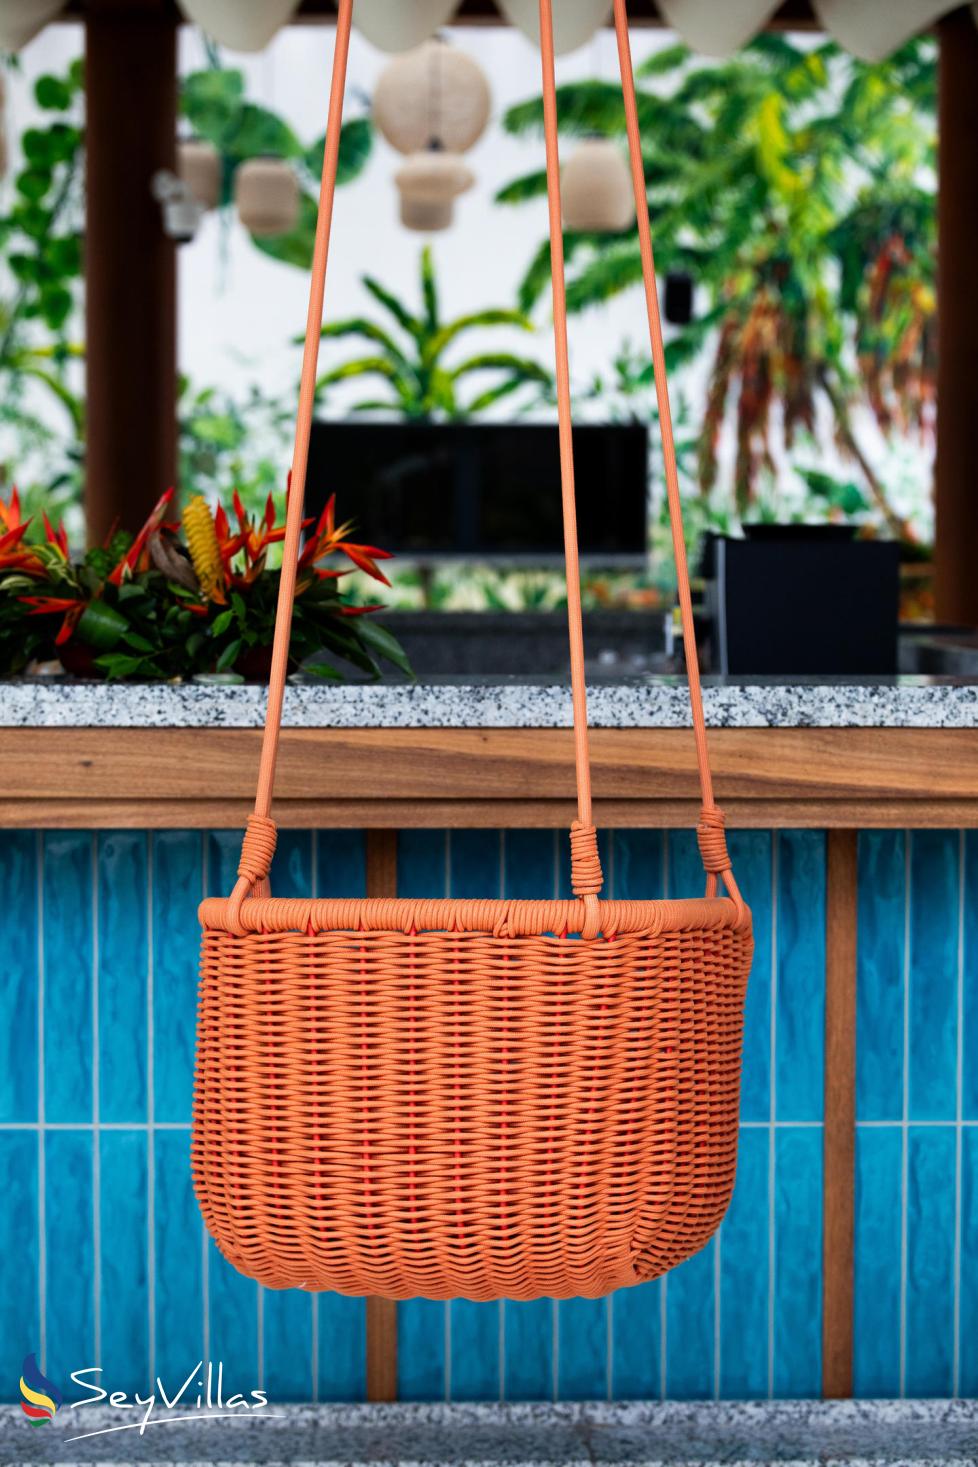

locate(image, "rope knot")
[[570, 821, 604, 898], [238, 814, 277, 885], [697, 806, 731, 875]]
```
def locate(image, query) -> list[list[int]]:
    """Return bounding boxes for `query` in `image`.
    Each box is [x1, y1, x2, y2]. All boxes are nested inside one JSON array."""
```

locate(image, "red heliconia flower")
[[108, 488, 176, 586], [42, 511, 69, 558], [298, 493, 393, 588], [19, 595, 84, 645]]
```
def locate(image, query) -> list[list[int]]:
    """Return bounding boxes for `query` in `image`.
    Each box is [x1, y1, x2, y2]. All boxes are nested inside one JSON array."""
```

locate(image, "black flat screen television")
[[305, 420, 649, 563]]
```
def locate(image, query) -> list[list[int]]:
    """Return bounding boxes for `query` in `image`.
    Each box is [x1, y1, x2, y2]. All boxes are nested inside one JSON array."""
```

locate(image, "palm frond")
[[420, 245, 439, 335], [448, 352, 551, 383], [361, 276, 422, 340]]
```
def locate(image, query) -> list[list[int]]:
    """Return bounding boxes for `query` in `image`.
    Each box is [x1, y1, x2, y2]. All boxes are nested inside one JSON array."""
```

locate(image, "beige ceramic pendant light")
[[373, 38, 491, 231], [0, 0, 65, 51], [177, 0, 301, 52], [496, 0, 612, 54], [179, 140, 222, 212], [234, 158, 300, 236], [346, 0, 460, 52], [561, 138, 634, 232]]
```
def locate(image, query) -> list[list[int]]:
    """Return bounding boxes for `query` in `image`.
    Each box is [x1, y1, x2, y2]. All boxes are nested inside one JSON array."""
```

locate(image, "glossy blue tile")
[[609, 829, 663, 903], [958, 1127, 978, 1396], [99, 1130, 148, 1394], [451, 1299, 501, 1400], [397, 830, 448, 899], [98, 833, 148, 1124], [153, 1130, 203, 1390], [665, 829, 701, 904], [610, 1281, 661, 1400], [664, 1240, 715, 1400], [397, 1298, 446, 1400], [263, 1290, 313, 1401], [905, 1125, 955, 1397], [449, 829, 502, 899], [317, 1294, 365, 1401], [558, 1296, 608, 1400], [853, 1124, 902, 1397], [206, 831, 241, 898], [502, 829, 558, 902], [719, 1126, 769, 1398], [152, 832, 203, 1125], [42, 833, 94, 1123], [44, 1130, 94, 1379], [315, 830, 365, 898], [504, 1299, 554, 1400], [395, 830, 447, 1400], [0, 832, 38, 1123], [0, 1132, 39, 1400], [856, 832, 907, 1123], [728, 831, 773, 1125], [961, 833, 978, 1121], [909, 832, 959, 1123], [207, 1240, 258, 1389], [270, 830, 311, 900], [773, 1126, 821, 1398], [775, 832, 825, 1124]]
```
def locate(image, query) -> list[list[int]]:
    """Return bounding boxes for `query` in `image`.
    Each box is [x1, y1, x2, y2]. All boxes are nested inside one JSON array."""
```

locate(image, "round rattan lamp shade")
[[562, 139, 635, 232], [395, 151, 474, 231], [373, 40, 491, 157], [235, 158, 300, 236], [179, 140, 221, 211]]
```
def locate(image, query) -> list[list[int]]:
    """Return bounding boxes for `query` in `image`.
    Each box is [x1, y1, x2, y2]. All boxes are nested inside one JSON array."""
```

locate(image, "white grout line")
[[146, 834, 156, 1388], [91, 833, 102, 1370], [953, 829, 965, 1397], [767, 832, 779, 1402], [899, 830, 911, 1400], [36, 831, 47, 1374]]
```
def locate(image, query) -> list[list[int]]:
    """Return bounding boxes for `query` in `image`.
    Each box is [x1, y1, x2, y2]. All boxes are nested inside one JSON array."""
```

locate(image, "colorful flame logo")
[[19, 1354, 62, 1426]]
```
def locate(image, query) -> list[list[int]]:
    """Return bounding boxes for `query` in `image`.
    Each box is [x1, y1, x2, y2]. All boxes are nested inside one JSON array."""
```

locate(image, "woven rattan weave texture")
[[192, 0, 754, 1302], [194, 908, 752, 1298]]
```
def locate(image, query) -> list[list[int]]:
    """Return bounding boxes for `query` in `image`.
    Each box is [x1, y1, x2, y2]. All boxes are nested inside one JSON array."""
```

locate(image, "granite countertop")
[[2, 674, 978, 729], [1, 1399, 975, 1467]]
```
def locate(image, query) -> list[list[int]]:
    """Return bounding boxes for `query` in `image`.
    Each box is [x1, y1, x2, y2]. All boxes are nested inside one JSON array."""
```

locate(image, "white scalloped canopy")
[[177, 0, 302, 53]]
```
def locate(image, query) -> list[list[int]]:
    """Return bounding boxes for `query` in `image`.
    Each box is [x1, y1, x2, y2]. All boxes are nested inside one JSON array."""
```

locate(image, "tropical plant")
[[0, 484, 410, 681], [313, 244, 553, 419], [180, 58, 372, 269], [498, 36, 936, 539]]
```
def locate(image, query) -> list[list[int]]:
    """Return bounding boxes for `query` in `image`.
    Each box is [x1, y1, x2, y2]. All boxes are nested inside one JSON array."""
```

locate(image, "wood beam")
[[84, 0, 177, 543], [65, 0, 822, 26], [822, 830, 858, 1399], [935, 9, 978, 625]]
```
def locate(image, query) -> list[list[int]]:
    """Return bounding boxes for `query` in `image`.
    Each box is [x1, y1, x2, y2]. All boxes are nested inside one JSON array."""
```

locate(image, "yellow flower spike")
[[183, 495, 225, 601]]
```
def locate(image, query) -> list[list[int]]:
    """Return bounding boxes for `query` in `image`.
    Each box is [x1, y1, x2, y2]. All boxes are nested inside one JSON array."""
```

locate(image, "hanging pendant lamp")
[[179, 140, 222, 212], [372, 39, 491, 157], [562, 139, 634, 233], [495, 0, 612, 56], [344, 0, 459, 53], [177, 0, 301, 52], [655, 0, 780, 58], [0, 0, 65, 51], [813, 0, 952, 63], [395, 150, 474, 231], [235, 158, 300, 236]]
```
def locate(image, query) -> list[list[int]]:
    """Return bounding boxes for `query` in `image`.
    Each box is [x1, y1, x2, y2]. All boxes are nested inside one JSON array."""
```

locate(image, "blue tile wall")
[[0, 825, 973, 1402]]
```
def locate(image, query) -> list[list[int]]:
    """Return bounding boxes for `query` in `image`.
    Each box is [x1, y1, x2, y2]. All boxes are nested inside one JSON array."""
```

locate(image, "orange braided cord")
[[697, 807, 732, 875], [238, 814, 277, 885], [193, 902, 752, 1299], [569, 821, 603, 897]]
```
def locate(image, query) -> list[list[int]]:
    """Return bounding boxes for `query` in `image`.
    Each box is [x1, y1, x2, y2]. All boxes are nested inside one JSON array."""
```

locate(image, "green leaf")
[[77, 600, 129, 651], [210, 609, 234, 637], [420, 245, 439, 335], [353, 618, 414, 677], [305, 116, 373, 185], [304, 658, 342, 679], [251, 192, 318, 269], [216, 637, 242, 671], [34, 74, 72, 111]]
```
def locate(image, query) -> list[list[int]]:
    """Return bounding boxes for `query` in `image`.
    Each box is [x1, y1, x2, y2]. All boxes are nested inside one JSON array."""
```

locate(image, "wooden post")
[[935, 9, 978, 625], [822, 829, 858, 1398], [84, 0, 178, 544], [364, 829, 399, 1402]]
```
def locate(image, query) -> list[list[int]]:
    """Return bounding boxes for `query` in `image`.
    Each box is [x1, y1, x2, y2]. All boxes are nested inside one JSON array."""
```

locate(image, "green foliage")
[[314, 245, 552, 420], [499, 37, 937, 536]]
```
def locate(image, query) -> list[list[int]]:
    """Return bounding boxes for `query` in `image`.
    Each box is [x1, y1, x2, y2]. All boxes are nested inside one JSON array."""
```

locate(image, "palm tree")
[[313, 245, 552, 420], [497, 37, 935, 536]]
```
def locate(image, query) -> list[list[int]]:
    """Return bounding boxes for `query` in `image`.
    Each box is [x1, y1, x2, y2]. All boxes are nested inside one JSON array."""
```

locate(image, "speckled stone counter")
[[3, 675, 978, 728], [1, 1400, 975, 1466]]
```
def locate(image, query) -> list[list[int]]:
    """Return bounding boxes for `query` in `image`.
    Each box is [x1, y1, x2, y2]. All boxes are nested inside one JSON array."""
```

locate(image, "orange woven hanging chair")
[[192, 0, 753, 1303]]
